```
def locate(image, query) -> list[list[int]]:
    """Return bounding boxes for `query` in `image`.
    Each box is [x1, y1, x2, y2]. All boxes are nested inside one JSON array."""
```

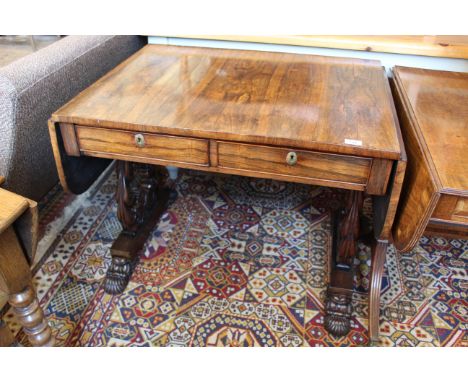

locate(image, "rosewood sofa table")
[[48, 45, 406, 343]]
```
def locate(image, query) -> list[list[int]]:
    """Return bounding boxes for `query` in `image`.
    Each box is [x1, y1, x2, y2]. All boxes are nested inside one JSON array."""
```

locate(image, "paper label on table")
[[344, 139, 363, 146]]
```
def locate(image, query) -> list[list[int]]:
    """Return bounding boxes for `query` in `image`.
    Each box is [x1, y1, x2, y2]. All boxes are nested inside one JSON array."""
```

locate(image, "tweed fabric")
[[0, 35, 145, 201]]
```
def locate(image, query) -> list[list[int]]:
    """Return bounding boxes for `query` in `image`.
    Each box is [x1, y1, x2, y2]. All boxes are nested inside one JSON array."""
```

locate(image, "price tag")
[[344, 139, 363, 146]]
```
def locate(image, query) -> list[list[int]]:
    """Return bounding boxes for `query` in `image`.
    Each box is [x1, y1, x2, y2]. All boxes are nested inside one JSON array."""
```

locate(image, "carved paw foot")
[[324, 290, 352, 337], [103, 256, 133, 295]]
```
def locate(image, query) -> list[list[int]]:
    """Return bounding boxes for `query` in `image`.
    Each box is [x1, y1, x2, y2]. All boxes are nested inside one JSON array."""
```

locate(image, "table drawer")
[[432, 194, 468, 224], [216, 141, 371, 189], [75, 126, 209, 166]]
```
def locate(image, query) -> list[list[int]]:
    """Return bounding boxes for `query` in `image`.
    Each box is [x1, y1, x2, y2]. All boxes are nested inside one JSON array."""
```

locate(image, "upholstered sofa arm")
[[0, 35, 146, 201]]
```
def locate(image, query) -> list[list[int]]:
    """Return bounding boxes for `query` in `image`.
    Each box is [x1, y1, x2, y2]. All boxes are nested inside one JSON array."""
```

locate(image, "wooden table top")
[[394, 66, 468, 194], [53, 45, 402, 160]]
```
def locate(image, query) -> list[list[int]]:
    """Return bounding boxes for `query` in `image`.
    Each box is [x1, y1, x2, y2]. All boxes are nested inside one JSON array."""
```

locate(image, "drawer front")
[[432, 194, 468, 224], [76, 126, 209, 166], [216, 141, 371, 189]]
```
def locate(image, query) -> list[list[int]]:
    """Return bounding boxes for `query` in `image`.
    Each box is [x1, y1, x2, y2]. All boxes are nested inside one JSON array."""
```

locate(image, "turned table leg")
[[368, 239, 388, 345], [325, 190, 363, 337], [0, 226, 54, 346], [103, 161, 170, 294], [9, 286, 54, 346]]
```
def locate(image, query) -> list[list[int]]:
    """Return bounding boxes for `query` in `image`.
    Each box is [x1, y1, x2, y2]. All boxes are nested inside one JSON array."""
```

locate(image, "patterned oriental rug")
[[3, 168, 467, 346]]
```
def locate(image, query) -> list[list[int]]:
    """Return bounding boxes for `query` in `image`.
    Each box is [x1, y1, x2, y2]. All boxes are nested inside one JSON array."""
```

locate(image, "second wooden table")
[[392, 66, 468, 249], [48, 45, 406, 342]]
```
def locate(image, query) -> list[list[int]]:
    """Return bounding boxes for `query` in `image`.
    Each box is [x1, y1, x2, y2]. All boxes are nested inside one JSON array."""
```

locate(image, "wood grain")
[[13, 197, 38, 263], [52, 45, 401, 160], [425, 219, 468, 238], [209, 139, 218, 167], [0, 188, 29, 235], [0, 227, 31, 293], [48, 120, 70, 192], [76, 125, 209, 166], [60, 123, 80, 156], [178, 35, 468, 59], [371, 69, 407, 241], [48, 120, 112, 195], [216, 141, 371, 191], [395, 67, 468, 194], [392, 67, 468, 251], [432, 195, 468, 224], [373, 159, 407, 241], [366, 159, 393, 196], [431, 194, 458, 220], [453, 197, 468, 220], [0, 320, 15, 346], [391, 74, 441, 252]]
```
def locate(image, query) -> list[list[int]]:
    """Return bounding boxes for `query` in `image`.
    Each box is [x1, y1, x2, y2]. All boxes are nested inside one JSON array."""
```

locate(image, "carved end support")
[[103, 161, 170, 295], [325, 190, 363, 338]]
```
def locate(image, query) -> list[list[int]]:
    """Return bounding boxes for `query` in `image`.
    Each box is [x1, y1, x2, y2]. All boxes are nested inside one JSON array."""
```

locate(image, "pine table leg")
[[9, 286, 54, 346], [0, 227, 54, 346]]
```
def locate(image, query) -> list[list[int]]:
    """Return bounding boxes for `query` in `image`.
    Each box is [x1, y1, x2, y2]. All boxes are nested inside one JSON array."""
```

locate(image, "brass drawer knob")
[[135, 133, 145, 148], [286, 151, 297, 166]]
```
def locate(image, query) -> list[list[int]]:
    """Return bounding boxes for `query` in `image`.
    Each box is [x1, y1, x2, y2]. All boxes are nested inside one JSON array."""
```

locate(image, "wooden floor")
[[0, 35, 61, 67]]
